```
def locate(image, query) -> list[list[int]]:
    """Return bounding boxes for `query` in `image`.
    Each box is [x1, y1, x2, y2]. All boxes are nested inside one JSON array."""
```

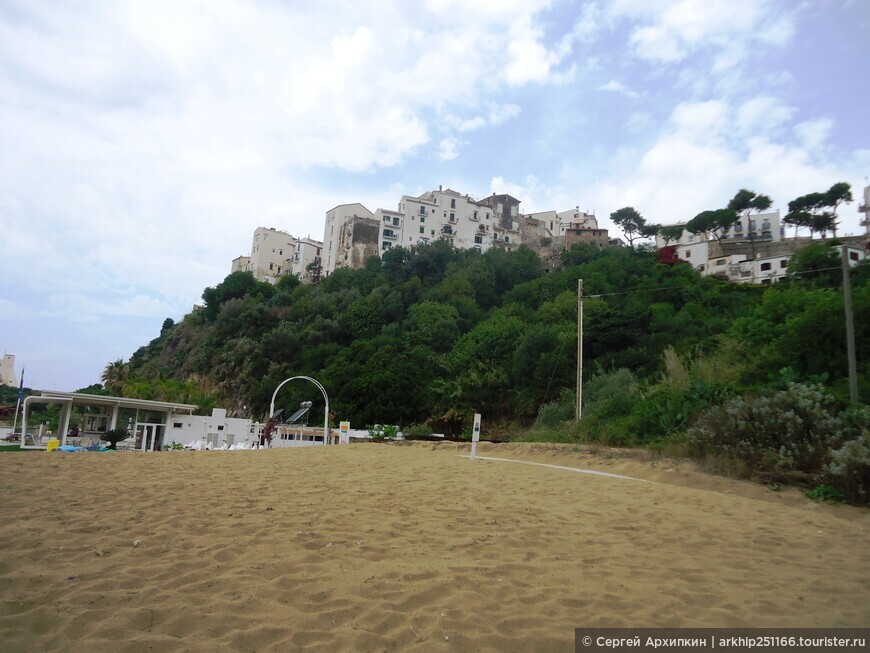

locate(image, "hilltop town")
[[230, 184, 870, 287]]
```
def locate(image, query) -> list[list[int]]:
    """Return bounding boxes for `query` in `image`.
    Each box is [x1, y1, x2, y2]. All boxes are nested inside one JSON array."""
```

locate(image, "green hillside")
[[109, 241, 870, 501]]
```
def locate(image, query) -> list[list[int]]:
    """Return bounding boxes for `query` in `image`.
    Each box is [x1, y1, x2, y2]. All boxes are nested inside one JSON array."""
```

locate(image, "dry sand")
[[1, 441, 867, 652]]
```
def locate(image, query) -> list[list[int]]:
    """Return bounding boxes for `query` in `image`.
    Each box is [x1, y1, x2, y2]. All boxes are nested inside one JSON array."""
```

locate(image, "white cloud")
[[599, 79, 640, 98], [504, 14, 575, 86], [608, 0, 795, 69], [794, 118, 835, 153], [439, 138, 462, 161], [489, 104, 522, 125], [575, 96, 866, 233], [736, 96, 795, 136]]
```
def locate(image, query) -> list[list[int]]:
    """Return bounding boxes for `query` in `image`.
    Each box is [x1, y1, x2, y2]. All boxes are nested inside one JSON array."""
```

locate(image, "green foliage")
[[404, 423, 434, 437], [805, 484, 847, 503], [535, 388, 576, 428], [828, 434, 870, 504], [684, 384, 852, 481], [685, 208, 739, 243], [630, 381, 730, 443], [201, 271, 275, 321], [785, 243, 842, 287], [101, 428, 129, 450], [609, 206, 646, 247], [115, 237, 866, 465], [368, 424, 399, 440]]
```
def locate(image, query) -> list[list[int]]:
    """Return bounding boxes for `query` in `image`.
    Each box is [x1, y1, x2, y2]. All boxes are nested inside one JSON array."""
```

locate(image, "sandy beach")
[[1, 441, 867, 652]]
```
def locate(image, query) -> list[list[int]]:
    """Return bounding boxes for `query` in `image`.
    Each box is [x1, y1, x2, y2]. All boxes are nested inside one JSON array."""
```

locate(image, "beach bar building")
[[20, 391, 199, 451]]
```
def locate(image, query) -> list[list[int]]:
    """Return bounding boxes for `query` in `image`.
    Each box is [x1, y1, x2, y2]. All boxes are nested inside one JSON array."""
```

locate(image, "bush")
[[584, 368, 640, 419], [631, 381, 730, 443], [101, 428, 130, 451], [684, 383, 844, 480], [535, 388, 575, 428], [404, 423, 434, 438], [828, 434, 870, 504], [368, 424, 399, 440]]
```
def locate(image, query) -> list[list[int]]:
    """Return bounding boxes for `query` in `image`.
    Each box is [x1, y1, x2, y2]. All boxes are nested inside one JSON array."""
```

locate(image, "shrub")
[[100, 428, 130, 451], [684, 383, 842, 480], [404, 423, 434, 438], [535, 388, 575, 428], [828, 434, 870, 504], [368, 424, 399, 440], [631, 381, 730, 443]]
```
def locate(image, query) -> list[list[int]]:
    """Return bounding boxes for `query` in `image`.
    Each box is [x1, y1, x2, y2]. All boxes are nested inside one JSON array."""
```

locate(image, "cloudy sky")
[[1, 0, 868, 392]]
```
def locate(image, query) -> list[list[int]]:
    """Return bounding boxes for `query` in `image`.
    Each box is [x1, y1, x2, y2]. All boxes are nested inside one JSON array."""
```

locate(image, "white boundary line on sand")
[[460, 454, 651, 482]]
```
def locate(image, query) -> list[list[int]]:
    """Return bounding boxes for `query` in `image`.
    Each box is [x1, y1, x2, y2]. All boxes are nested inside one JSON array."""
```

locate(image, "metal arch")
[[269, 376, 330, 445]]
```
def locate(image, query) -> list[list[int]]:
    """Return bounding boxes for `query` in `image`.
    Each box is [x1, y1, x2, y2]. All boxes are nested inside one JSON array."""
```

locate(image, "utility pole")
[[576, 279, 583, 421], [841, 246, 859, 403]]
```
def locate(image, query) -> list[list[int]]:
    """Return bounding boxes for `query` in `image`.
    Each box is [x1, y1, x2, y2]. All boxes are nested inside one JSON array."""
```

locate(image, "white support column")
[[59, 401, 72, 446]]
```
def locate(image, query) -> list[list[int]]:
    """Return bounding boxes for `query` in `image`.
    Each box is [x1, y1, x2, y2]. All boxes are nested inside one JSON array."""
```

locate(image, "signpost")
[[339, 421, 350, 445], [470, 413, 481, 459]]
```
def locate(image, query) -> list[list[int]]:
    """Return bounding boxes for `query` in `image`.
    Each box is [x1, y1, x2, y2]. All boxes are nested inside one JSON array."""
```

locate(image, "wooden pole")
[[576, 279, 583, 421], [841, 246, 859, 403]]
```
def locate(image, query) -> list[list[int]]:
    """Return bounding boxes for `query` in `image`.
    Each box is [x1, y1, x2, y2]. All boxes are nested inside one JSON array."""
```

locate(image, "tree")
[[658, 224, 685, 245], [785, 243, 842, 288], [727, 189, 772, 222], [685, 209, 739, 243], [786, 183, 851, 239], [610, 207, 646, 248], [101, 359, 129, 396], [824, 182, 853, 237]]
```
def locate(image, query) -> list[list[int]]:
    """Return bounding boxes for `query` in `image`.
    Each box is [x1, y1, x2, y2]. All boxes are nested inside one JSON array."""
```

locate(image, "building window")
[[780, 260, 788, 268], [173, 422, 183, 429], [485, 213, 490, 220], [684, 250, 691, 258], [474, 235, 483, 244], [449, 212, 455, 222], [383, 216, 391, 223], [716, 259, 726, 266], [760, 262, 771, 271], [420, 216, 425, 223], [382, 242, 391, 250], [473, 211, 478, 220], [699, 265, 705, 272], [850, 251, 859, 261], [419, 206, 426, 215], [393, 217, 400, 226], [419, 226, 425, 234], [450, 198, 456, 208], [504, 236, 509, 243], [269, 263, 274, 270], [431, 229, 435, 236]]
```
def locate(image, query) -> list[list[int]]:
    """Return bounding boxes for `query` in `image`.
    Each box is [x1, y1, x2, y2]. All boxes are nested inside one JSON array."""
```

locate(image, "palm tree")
[[101, 359, 129, 396]]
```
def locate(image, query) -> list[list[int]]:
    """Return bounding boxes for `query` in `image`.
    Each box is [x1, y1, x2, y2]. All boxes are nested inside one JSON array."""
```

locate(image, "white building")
[[0, 353, 16, 387], [656, 211, 786, 280], [232, 228, 323, 285], [322, 187, 600, 275], [323, 203, 376, 275]]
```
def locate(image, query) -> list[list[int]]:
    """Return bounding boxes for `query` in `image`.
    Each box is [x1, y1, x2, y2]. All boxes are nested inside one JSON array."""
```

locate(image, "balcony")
[[440, 225, 454, 236], [382, 230, 398, 240]]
